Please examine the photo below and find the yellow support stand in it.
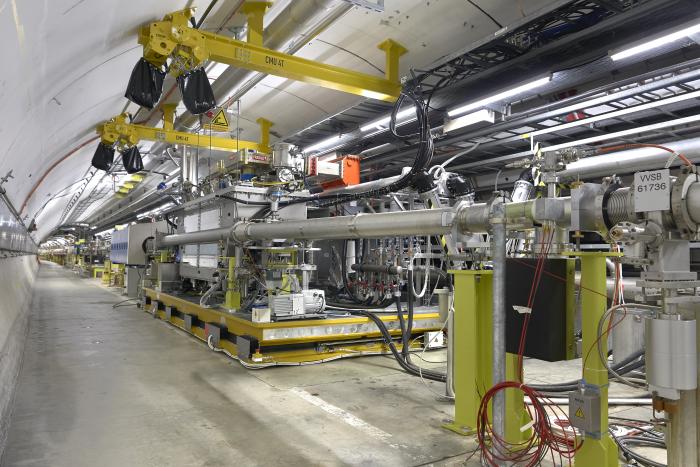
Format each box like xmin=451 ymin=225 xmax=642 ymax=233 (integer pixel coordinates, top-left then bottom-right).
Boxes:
xmin=241 ymin=2 xmax=271 ymax=47
xmin=224 ymin=257 xmax=241 ymax=310
xmin=444 ymin=270 xmax=529 ymax=443
xmin=102 ymin=260 xmax=112 ymax=285
xmin=564 ymin=251 xmax=621 ymax=467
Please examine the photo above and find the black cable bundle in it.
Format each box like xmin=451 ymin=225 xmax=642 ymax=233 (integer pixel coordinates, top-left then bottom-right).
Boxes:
xmin=276 ymin=84 xmax=435 ymax=211
xmin=345 ymin=270 xmax=447 ymax=382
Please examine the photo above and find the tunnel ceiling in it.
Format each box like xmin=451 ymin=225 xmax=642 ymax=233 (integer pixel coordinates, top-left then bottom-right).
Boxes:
xmin=0 ymin=0 xmax=628 ymax=242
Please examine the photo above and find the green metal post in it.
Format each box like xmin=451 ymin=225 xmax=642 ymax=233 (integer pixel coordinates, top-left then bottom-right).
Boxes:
xmin=445 ymin=270 xmax=529 ymax=442
xmin=569 ymin=251 xmax=621 ymax=466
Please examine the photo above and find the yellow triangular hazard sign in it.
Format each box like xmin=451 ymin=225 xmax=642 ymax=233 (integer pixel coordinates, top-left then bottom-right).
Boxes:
xmin=209 ymin=109 xmax=229 ymax=130
xmin=575 ymin=407 xmax=584 ymax=419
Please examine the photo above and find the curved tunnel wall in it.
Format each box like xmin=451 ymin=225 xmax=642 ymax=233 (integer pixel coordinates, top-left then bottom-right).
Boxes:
xmin=0 ymin=198 xmax=38 ymax=458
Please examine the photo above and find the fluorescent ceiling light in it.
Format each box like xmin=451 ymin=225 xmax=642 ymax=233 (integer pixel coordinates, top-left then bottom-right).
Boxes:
xmin=447 ymin=76 xmax=552 ymax=117
xmin=360 ymin=143 xmax=393 ymax=155
xmin=444 ymin=109 xmax=496 ymax=133
xmin=540 ymin=113 xmax=700 ymax=153
xmin=611 ymin=21 xmax=700 ymax=61
xmin=528 ymin=88 xmax=700 ymax=139
xmin=360 ymin=107 xmax=416 ymax=132
xmin=304 ymin=135 xmax=345 ymax=153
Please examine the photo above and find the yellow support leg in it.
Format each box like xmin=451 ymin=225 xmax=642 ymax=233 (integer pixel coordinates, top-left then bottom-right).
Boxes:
xmin=565 ymin=251 xmax=622 ymax=467
xmin=445 ymin=270 xmax=529 ymax=443
xmin=241 ymin=2 xmax=271 ymax=47
xmin=378 ymin=39 xmax=408 ymax=83
xmin=256 ymin=117 xmax=273 ymax=154
xmin=224 ymin=257 xmax=240 ymax=310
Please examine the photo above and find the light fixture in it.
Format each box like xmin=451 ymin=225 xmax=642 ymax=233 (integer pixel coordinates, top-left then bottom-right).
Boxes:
xmin=303 ymin=135 xmax=346 ymax=154
xmin=360 ymin=107 xmax=416 ymax=132
xmin=447 ymin=76 xmax=552 ymax=117
xmin=610 ymin=20 xmax=700 ymax=61
xmin=360 ymin=143 xmax=393 ymax=155
xmin=528 ymin=88 xmax=700 ymax=139
xmin=443 ymin=109 xmax=496 ymax=133
xmin=540 ymin=113 xmax=700 ymax=153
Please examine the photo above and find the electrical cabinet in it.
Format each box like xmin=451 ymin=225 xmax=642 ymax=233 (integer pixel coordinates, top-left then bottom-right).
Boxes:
xmin=110 ymin=221 xmax=167 ymax=265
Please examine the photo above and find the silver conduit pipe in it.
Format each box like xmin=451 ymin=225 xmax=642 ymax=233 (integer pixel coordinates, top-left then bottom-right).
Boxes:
xmin=472 ymin=136 xmax=700 ymax=190
xmin=490 ymin=200 xmax=507 ymax=444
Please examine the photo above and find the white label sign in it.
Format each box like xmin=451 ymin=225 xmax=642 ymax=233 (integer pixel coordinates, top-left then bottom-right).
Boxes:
xmin=634 ymin=169 xmax=670 ymax=213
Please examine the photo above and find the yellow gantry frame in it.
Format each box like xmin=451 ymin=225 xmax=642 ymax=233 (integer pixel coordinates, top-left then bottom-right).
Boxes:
xmin=97 ymin=109 xmax=271 ymax=154
xmin=137 ymin=6 xmax=406 ymax=102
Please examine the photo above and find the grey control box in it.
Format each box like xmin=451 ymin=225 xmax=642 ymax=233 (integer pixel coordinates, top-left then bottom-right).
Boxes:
xmin=569 ymin=386 xmax=602 ymax=438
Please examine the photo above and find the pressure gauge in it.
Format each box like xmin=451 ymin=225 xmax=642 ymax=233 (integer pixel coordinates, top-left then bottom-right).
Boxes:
xmin=278 ymin=168 xmax=295 ymax=183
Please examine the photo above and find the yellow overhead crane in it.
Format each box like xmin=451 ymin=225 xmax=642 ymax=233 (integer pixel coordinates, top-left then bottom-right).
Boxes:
xmin=97 ymin=105 xmax=272 ymax=154
xmin=137 ymin=4 xmax=406 ymax=102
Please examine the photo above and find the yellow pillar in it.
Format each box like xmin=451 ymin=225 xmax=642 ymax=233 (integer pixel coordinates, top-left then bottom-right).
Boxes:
xmin=224 ymin=257 xmax=240 ymax=309
xmin=565 ymin=251 xmax=621 ymax=466
xmin=256 ymin=117 xmax=273 ymax=153
xmin=377 ymin=39 xmax=407 ymax=83
xmin=241 ymin=2 xmax=271 ymax=47
xmin=162 ymin=104 xmax=177 ymax=131
xmin=444 ymin=270 xmax=529 ymax=443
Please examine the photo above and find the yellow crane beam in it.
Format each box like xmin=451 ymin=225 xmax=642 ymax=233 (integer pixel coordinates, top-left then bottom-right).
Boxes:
xmin=96 ymin=111 xmax=270 ymax=154
xmin=138 ymin=6 xmax=406 ymax=102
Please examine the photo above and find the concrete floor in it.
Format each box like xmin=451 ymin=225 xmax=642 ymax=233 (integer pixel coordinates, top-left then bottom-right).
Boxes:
xmin=3 ymin=262 xmax=665 ymax=466
xmin=3 ymin=263 xmax=472 ymax=467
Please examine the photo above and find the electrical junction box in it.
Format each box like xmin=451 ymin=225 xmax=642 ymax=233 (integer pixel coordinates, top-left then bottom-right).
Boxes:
xmin=424 ymin=331 xmax=445 ymax=349
xmin=110 ymin=221 xmax=167 ymax=265
xmin=569 ymin=386 xmax=602 ymax=438
xmin=252 ymin=307 xmax=271 ymax=323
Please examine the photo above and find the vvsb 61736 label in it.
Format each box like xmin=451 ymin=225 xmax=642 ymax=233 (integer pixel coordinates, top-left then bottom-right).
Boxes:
xmin=633 ymin=169 xmax=670 ymax=213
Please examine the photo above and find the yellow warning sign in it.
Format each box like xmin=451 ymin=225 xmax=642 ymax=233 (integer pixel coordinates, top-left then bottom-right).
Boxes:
xmin=207 ymin=109 xmax=230 ymax=132
xmin=575 ymin=408 xmax=584 ymax=419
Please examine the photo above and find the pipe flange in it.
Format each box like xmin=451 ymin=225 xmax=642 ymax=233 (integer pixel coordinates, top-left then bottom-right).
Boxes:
xmin=671 ymin=169 xmax=700 ymax=239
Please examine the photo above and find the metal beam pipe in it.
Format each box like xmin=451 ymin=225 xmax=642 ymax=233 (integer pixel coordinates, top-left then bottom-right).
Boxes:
xmin=159 ymin=207 xmax=456 ymax=246
xmin=157 ymin=195 xmax=578 ymax=246
xmin=233 ymin=208 xmax=455 ymax=241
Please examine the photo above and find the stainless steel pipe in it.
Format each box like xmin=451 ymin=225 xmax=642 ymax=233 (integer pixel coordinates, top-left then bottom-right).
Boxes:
xmin=158 ymin=207 xmax=456 ymax=246
xmin=490 ymin=200 xmax=507 ymax=445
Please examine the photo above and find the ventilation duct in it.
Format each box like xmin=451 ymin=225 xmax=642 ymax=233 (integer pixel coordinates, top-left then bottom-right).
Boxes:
xmin=177 ymin=67 xmax=216 ymax=115
xmin=125 ymin=58 xmax=166 ymax=109
xmin=122 ymin=146 xmax=144 ymax=174
xmin=91 ymin=142 xmax=115 ymax=171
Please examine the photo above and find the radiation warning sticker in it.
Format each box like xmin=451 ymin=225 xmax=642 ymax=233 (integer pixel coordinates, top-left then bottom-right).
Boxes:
xmin=204 ymin=108 xmax=230 ymax=132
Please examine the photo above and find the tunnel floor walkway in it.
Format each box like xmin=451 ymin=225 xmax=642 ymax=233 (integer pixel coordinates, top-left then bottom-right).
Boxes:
xmin=3 ymin=262 xmax=468 ymax=467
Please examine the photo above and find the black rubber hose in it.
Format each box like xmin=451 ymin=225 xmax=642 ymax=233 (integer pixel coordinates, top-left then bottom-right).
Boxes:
xmin=529 ymin=349 xmax=646 ymax=392
xmin=164 ymin=212 xmax=177 ymax=230
xmin=352 ymin=308 xmax=446 ymax=382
